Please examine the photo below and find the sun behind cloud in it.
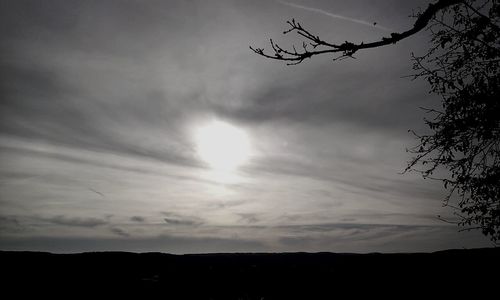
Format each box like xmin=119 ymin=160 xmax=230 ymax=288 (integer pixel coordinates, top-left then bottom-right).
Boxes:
xmin=194 ymin=120 xmax=251 ymax=172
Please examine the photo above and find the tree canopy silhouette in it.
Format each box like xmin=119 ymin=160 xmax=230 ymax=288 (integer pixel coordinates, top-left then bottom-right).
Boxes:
xmin=252 ymin=0 xmax=500 ymax=242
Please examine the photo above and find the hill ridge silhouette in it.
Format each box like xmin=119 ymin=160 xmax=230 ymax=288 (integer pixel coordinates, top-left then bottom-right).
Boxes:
xmin=2 ymin=247 xmax=498 ymax=298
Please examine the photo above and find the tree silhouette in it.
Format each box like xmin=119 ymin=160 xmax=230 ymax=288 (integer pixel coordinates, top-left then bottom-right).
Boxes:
xmin=252 ymin=0 xmax=500 ymax=242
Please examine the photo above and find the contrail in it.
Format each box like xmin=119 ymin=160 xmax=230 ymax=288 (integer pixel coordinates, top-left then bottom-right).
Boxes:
xmin=276 ymin=0 xmax=394 ymax=32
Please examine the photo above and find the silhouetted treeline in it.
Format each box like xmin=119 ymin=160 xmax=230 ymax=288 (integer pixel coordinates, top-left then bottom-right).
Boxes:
xmin=1 ymin=248 xmax=498 ymax=299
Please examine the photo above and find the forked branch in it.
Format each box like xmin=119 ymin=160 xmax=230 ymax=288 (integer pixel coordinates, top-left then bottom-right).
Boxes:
xmin=250 ymin=0 xmax=465 ymax=65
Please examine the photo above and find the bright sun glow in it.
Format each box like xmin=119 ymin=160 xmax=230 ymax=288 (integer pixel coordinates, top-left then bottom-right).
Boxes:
xmin=195 ymin=121 xmax=250 ymax=172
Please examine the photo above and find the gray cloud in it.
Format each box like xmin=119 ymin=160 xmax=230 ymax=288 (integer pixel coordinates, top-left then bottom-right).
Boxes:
xmin=109 ymin=227 xmax=130 ymax=237
xmin=164 ymin=218 xmax=202 ymax=226
xmin=0 ymin=0 xmax=216 ymax=170
xmin=0 ymin=235 xmax=269 ymax=254
xmin=0 ymin=223 xmax=489 ymax=254
xmin=275 ymin=223 xmax=490 ymax=253
xmin=0 ymin=215 xmax=25 ymax=233
xmin=216 ymin=68 xmax=436 ymax=133
xmin=237 ymin=213 xmax=260 ymax=224
xmin=162 ymin=212 xmax=204 ymax=227
xmin=279 ymin=222 xmax=432 ymax=236
xmin=0 ymin=0 xmax=490 ymax=253
xmin=44 ymin=215 xmax=108 ymax=228
xmin=130 ymin=216 xmax=145 ymax=223
xmin=0 ymin=62 xmax=199 ymax=169
xmin=0 ymin=143 xmax=208 ymax=184
xmin=339 ymin=212 xmax=440 ymax=223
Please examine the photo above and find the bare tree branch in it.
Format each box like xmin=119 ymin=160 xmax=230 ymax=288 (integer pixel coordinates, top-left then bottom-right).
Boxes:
xmin=251 ymin=0 xmax=465 ymax=65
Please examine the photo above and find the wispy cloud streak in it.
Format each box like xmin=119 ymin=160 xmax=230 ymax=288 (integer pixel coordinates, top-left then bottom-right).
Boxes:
xmin=277 ymin=0 xmax=394 ymax=32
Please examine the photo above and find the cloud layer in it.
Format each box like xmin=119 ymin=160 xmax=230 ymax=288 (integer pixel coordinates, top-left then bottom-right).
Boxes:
xmin=0 ymin=0 xmax=490 ymax=253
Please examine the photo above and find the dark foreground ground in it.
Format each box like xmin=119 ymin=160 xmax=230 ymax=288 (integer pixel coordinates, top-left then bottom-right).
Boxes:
xmin=1 ymin=248 xmax=499 ymax=299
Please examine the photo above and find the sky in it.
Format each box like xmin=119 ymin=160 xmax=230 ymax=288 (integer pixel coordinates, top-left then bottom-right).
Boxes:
xmin=0 ymin=0 xmax=492 ymax=253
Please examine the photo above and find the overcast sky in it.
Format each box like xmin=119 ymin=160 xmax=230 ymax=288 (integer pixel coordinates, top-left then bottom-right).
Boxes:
xmin=0 ymin=0 xmax=491 ymax=253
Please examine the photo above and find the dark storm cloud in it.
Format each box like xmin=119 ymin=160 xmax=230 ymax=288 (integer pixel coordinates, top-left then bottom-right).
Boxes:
xmin=44 ymin=215 xmax=108 ymax=228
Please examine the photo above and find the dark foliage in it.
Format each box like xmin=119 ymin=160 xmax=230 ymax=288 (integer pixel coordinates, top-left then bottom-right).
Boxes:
xmin=405 ymin=0 xmax=500 ymax=242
